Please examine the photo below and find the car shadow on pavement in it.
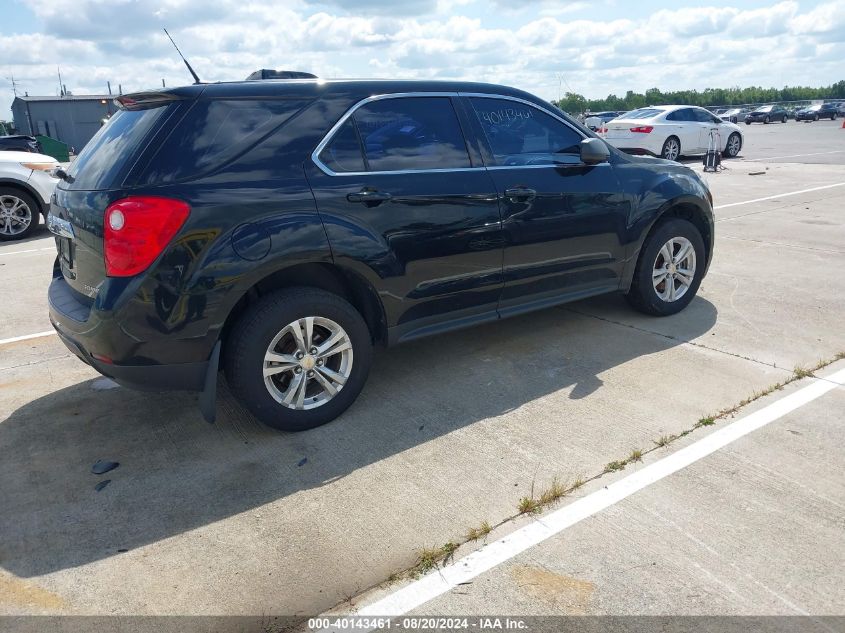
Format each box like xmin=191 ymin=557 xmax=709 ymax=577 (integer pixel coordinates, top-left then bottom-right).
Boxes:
xmin=0 ymin=294 xmax=717 ymax=578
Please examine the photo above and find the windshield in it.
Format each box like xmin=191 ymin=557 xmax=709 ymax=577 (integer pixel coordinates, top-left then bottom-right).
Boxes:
xmin=754 ymin=106 xmax=773 ymax=113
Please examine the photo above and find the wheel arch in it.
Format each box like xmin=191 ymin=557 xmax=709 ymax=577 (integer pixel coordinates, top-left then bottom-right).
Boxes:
xmin=0 ymin=178 xmax=45 ymax=216
xmin=218 ymin=261 xmax=387 ymax=364
xmin=623 ymin=197 xmax=714 ymax=291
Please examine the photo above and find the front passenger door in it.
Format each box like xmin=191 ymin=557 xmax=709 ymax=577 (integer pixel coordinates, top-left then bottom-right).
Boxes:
xmin=465 ymin=96 xmax=630 ymax=316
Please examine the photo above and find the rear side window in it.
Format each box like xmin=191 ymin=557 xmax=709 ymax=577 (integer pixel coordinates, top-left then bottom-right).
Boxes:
xmin=626 ymin=108 xmax=664 ymax=119
xmin=352 ymin=97 xmax=470 ymax=172
xmin=66 ymin=106 xmax=169 ymax=190
xmin=142 ymin=99 xmax=308 ymax=183
xmin=470 ymin=97 xmax=582 ymax=166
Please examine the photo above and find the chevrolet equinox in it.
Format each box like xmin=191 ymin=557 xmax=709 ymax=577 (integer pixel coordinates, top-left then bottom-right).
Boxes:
xmin=48 ymin=79 xmax=714 ymax=431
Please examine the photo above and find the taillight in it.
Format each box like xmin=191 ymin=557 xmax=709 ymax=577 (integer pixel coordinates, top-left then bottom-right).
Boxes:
xmin=598 ymin=126 xmax=608 ymax=134
xmin=104 ymin=196 xmax=190 ymax=277
xmin=630 ymin=126 xmax=654 ymax=133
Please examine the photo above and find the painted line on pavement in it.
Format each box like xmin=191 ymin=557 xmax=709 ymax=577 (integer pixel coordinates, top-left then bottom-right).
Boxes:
xmin=343 ymin=367 xmax=845 ymax=623
xmin=0 ymin=246 xmax=55 ymax=257
xmin=714 ymin=182 xmax=845 ymax=209
xmin=751 ymin=150 xmax=845 ymax=161
xmin=0 ymin=331 xmax=56 ymax=346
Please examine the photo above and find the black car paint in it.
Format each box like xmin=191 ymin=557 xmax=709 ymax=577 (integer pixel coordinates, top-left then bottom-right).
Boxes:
xmin=0 ymin=135 xmax=43 ymax=153
xmin=794 ymin=103 xmax=838 ymax=121
xmin=745 ymin=105 xmax=788 ymax=123
xmin=48 ymin=79 xmax=714 ymax=397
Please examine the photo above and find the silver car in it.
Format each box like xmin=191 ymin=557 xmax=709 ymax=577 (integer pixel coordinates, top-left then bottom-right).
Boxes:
xmin=719 ymin=108 xmax=750 ymax=124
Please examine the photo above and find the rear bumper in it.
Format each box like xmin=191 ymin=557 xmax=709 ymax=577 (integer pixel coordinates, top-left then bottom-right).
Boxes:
xmin=49 ymin=274 xmax=208 ymax=392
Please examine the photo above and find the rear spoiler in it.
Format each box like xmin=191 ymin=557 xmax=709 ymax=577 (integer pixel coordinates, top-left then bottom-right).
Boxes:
xmin=115 ymin=92 xmax=186 ymax=111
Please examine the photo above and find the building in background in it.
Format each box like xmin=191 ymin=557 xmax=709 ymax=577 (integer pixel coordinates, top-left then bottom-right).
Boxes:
xmin=11 ymin=95 xmax=115 ymax=151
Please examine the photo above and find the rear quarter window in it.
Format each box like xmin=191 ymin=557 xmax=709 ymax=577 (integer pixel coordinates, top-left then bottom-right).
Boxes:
xmin=141 ymin=99 xmax=310 ymax=184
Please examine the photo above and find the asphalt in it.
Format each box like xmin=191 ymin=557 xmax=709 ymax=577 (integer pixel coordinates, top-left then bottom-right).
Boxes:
xmin=0 ymin=118 xmax=843 ymax=625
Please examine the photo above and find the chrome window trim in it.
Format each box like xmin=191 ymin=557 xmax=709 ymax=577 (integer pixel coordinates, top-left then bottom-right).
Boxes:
xmin=310 ymin=90 xmax=590 ymax=177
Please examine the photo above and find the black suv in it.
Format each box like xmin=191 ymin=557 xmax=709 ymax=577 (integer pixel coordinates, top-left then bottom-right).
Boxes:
xmin=48 ymin=79 xmax=714 ymax=431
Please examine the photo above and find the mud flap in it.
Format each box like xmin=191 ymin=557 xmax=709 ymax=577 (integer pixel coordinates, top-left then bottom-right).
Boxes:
xmin=199 ymin=341 xmax=221 ymax=424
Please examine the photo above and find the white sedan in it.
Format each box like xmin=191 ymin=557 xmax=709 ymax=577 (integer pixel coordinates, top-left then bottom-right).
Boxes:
xmin=0 ymin=151 xmax=60 ymax=240
xmin=599 ymin=105 xmax=744 ymax=161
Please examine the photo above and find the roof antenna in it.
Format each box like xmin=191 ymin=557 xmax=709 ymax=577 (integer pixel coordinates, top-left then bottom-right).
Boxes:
xmin=163 ymin=28 xmax=201 ymax=84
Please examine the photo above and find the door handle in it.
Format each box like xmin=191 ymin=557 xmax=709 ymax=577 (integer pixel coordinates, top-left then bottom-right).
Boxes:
xmin=504 ymin=187 xmax=537 ymax=202
xmin=347 ymin=190 xmax=392 ymax=205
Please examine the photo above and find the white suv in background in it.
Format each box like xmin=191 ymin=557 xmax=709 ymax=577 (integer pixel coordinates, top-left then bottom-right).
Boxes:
xmin=0 ymin=150 xmax=59 ymax=241
xmin=600 ymin=105 xmax=744 ymax=161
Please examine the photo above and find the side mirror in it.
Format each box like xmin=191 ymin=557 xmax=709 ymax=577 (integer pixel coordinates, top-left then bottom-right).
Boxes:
xmin=580 ymin=138 xmax=610 ymax=165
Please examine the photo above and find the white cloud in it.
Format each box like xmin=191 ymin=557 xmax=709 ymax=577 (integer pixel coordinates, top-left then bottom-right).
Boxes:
xmin=2 ymin=1 xmax=844 ymax=121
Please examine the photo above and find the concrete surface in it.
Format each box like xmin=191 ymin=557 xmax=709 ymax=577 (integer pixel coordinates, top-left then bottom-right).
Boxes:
xmin=0 ymin=118 xmax=843 ymax=620
xmin=399 ymin=374 xmax=845 ymax=616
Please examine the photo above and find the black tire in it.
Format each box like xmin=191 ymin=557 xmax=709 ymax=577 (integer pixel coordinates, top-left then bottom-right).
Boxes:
xmin=764 ymin=116 xmax=770 ymax=124
xmin=224 ymin=287 xmax=373 ymax=431
xmin=746 ymin=120 xmax=752 ymax=125
xmin=814 ymin=114 xmax=819 ymax=122
xmin=781 ymin=115 xmax=787 ymax=123
xmin=832 ymin=113 xmax=837 ymax=121
xmin=724 ymin=132 xmax=742 ymax=158
xmin=625 ymin=218 xmax=706 ymax=317
xmin=660 ymin=136 xmax=681 ymax=161
xmin=0 ymin=187 xmax=40 ymax=241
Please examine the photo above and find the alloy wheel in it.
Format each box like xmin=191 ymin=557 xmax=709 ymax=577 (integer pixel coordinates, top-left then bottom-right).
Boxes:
xmin=727 ymin=134 xmax=741 ymax=157
xmin=663 ymin=138 xmax=680 ymax=161
xmin=0 ymin=195 xmax=33 ymax=237
xmin=652 ymin=237 xmax=697 ymax=303
xmin=262 ymin=316 xmax=353 ymax=410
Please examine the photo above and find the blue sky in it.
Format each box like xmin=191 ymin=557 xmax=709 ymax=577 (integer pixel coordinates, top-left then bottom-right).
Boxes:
xmin=2 ymin=0 xmax=844 ymax=120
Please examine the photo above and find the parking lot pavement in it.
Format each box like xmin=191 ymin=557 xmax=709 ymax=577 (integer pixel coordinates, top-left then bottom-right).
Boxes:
xmin=388 ymin=365 xmax=845 ymax=617
xmin=734 ymin=118 xmax=845 ymax=164
xmin=1 ymin=131 xmax=844 ymax=619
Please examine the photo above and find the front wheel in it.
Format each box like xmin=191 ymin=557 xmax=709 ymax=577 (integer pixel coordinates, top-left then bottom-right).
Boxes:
xmin=660 ymin=136 xmax=681 ymax=161
xmin=625 ymin=218 xmax=705 ymax=316
xmin=814 ymin=114 xmax=819 ymax=121
xmin=764 ymin=116 xmax=771 ymax=124
xmin=0 ymin=188 xmax=40 ymax=241
xmin=224 ymin=287 xmax=373 ymax=431
xmin=781 ymin=116 xmax=787 ymax=123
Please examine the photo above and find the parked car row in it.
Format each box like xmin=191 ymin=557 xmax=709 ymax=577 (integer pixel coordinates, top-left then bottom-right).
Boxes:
xmin=794 ymin=103 xmax=839 ymax=121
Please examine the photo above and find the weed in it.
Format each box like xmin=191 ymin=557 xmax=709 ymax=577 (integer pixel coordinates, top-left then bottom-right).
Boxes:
xmin=465 ymin=521 xmax=492 ymax=541
xmin=604 ymin=460 xmax=626 ymax=473
xmin=793 ymin=365 xmax=813 ymax=379
xmin=539 ymin=477 xmax=568 ymax=505
xmin=629 ymin=448 xmax=643 ymax=463
xmin=697 ymin=416 xmax=715 ymax=427
xmin=653 ymin=434 xmax=676 ymax=447
xmin=518 ymin=496 xmax=540 ymax=514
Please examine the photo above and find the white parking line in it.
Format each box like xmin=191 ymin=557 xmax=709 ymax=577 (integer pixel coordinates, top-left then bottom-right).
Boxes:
xmin=344 ymin=367 xmax=845 ymax=623
xmin=752 ymin=150 xmax=845 ymax=161
xmin=0 ymin=246 xmax=54 ymax=257
xmin=0 ymin=331 xmax=56 ymax=346
xmin=714 ymin=182 xmax=845 ymax=209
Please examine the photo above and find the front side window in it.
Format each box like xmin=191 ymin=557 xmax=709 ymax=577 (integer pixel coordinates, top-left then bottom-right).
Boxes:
xmin=470 ymin=97 xmax=583 ymax=166
xmin=351 ymin=97 xmax=470 ymax=172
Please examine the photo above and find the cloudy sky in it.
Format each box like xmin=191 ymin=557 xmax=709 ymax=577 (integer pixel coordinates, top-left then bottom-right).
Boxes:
xmin=2 ymin=0 xmax=843 ymax=119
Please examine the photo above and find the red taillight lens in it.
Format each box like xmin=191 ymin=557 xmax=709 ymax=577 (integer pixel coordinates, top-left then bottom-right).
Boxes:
xmin=598 ymin=126 xmax=608 ymax=134
xmin=630 ymin=126 xmax=654 ymax=133
xmin=104 ymin=196 xmax=190 ymax=277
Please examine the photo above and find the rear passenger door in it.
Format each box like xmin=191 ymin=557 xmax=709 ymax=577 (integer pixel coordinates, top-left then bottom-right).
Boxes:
xmin=307 ymin=95 xmax=505 ymax=343
xmin=463 ymin=95 xmax=629 ymax=315
xmin=665 ymin=108 xmax=701 ymax=153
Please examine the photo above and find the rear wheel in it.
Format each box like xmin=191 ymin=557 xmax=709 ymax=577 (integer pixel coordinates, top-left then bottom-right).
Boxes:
xmin=781 ymin=115 xmax=787 ymax=123
xmin=660 ymin=136 xmax=681 ymax=161
xmin=0 ymin=188 xmax=39 ymax=241
xmin=814 ymin=114 xmax=819 ymax=122
xmin=724 ymin=132 xmax=742 ymax=158
xmin=625 ymin=218 xmax=705 ymax=316
xmin=224 ymin=287 xmax=373 ymax=431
